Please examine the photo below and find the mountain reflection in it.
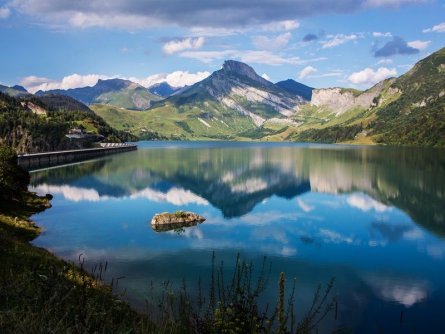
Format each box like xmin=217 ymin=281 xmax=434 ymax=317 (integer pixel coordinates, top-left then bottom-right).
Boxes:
xmin=30 ymin=142 xmax=445 ymax=236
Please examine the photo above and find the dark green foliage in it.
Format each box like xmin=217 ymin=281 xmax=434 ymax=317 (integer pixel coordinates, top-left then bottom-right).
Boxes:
xmin=175 ymin=120 xmax=193 ymax=133
xmin=146 ymin=253 xmax=338 ymax=333
xmin=370 ymin=47 xmax=445 ymax=146
xmin=0 ymin=92 xmax=137 ymax=153
xmin=0 ymin=145 xmax=29 ymax=203
xmin=295 ymin=124 xmax=363 ymax=143
xmin=32 ymin=94 xmax=92 ymax=113
xmin=239 ymin=126 xmax=289 ymax=139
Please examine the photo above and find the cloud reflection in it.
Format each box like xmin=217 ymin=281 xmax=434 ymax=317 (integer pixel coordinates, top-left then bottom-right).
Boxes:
xmin=347 ymin=193 xmax=390 ymax=212
xmin=31 ymin=184 xmax=209 ymax=206
xmin=363 ymin=274 xmax=428 ymax=307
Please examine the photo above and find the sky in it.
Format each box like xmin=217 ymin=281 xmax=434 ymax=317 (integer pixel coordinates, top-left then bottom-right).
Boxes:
xmin=0 ymin=0 xmax=444 ymax=93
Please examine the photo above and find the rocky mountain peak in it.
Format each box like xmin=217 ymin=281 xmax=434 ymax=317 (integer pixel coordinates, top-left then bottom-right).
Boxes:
xmin=221 ymin=60 xmax=270 ymax=85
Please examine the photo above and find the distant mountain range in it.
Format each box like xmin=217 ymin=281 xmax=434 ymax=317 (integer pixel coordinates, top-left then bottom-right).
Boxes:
xmin=1 ymin=46 xmax=444 ymax=146
xmin=0 ymin=84 xmax=30 ymax=97
xmin=37 ymin=78 xmax=162 ymax=110
xmin=148 ymin=82 xmax=180 ymax=97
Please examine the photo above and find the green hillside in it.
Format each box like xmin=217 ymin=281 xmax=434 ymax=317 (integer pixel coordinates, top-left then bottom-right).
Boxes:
xmin=0 ymin=93 xmax=137 ymax=153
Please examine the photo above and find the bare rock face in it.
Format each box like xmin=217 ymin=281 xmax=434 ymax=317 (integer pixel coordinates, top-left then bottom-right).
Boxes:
xmin=311 ymin=80 xmax=392 ymax=115
xmin=151 ymin=211 xmax=206 ymax=232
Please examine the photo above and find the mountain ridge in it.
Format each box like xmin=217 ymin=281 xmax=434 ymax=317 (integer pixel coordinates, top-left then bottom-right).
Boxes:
xmin=37 ymin=78 xmax=162 ymax=110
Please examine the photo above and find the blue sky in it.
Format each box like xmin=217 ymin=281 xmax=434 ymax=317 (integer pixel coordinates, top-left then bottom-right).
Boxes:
xmin=0 ymin=0 xmax=444 ymax=92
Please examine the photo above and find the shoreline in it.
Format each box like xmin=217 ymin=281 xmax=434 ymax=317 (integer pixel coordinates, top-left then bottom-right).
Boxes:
xmin=0 ymin=191 xmax=150 ymax=332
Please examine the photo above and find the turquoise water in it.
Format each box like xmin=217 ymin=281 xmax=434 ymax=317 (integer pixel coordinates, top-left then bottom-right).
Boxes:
xmin=30 ymin=141 xmax=445 ymax=332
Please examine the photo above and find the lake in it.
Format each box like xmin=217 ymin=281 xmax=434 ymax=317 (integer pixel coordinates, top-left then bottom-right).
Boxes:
xmin=30 ymin=141 xmax=445 ymax=333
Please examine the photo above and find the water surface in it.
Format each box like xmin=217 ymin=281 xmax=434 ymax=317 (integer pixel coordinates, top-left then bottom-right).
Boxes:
xmin=30 ymin=141 xmax=445 ymax=333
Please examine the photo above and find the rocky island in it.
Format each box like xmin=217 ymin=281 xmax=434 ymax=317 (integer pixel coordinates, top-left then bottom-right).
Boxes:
xmin=151 ymin=211 xmax=206 ymax=232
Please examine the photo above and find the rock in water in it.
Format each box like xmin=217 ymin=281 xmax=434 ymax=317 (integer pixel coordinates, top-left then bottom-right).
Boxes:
xmin=151 ymin=211 xmax=206 ymax=232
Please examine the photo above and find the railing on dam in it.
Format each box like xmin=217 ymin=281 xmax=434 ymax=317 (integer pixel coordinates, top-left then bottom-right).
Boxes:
xmin=18 ymin=143 xmax=137 ymax=170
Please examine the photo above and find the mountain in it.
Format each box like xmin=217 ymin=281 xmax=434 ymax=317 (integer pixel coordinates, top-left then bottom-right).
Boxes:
xmin=94 ymin=60 xmax=305 ymax=140
xmin=0 ymin=84 xmax=30 ymax=97
xmin=148 ymin=82 xmax=180 ymax=97
xmin=37 ymin=78 xmax=162 ymax=110
xmin=276 ymin=79 xmax=313 ymax=101
xmin=93 ymin=48 xmax=445 ymax=146
xmin=292 ymin=47 xmax=445 ymax=146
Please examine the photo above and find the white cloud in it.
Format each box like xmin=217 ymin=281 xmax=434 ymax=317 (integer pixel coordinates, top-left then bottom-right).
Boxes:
xmin=162 ymin=37 xmax=205 ymax=55
xmin=262 ymin=20 xmax=300 ymax=31
xmin=348 ymin=67 xmax=397 ymax=86
xmin=372 ymin=31 xmax=392 ymax=37
xmin=377 ymin=58 xmax=393 ymax=65
xmin=0 ymin=7 xmax=11 ymax=19
xmin=252 ymin=32 xmax=292 ymax=50
xmin=261 ymin=73 xmax=271 ymax=81
xmin=22 ymin=70 xmax=210 ymax=93
xmin=346 ymin=193 xmax=391 ymax=212
xmin=129 ymin=70 xmax=210 ymax=88
xmin=407 ymin=40 xmax=431 ymax=50
xmin=321 ymin=33 xmax=363 ymax=49
xmin=21 ymin=74 xmax=109 ymax=93
xmin=423 ymin=22 xmax=445 ymax=33
xmin=298 ymin=65 xmax=317 ymax=79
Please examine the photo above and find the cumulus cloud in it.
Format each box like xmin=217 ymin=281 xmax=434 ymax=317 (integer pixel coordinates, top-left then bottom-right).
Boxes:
xmin=21 ymin=70 xmax=210 ymax=93
xmin=372 ymin=31 xmax=392 ymax=37
xmin=321 ymin=33 xmax=363 ymax=48
xmin=423 ymin=22 xmax=445 ymax=33
xmin=407 ymin=40 xmax=431 ymax=50
xmin=21 ymin=74 xmax=109 ymax=93
xmin=129 ymin=71 xmax=210 ymax=88
xmin=252 ymin=32 xmax=292 ymax=50
xmin=0 ymin=6 xmax=11 ymax=18
xmin=10 ymin=0 xmax=423 ymax=30
xmin=302 ymin=33 xmax=318 ymax=42
xmin=162 ymin=37 xmax=205 ymax=55
xmin=348 ymin=67 xmax=397 ymax=85
xmin=374 ymin=36 xmax=419 ymax=57
xmin=298 ymin=66 xmax=317 ymax=79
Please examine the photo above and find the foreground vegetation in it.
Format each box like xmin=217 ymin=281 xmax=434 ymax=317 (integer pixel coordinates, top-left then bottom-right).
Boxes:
xmin=0 ymin=144 xmax=340 ymax=333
